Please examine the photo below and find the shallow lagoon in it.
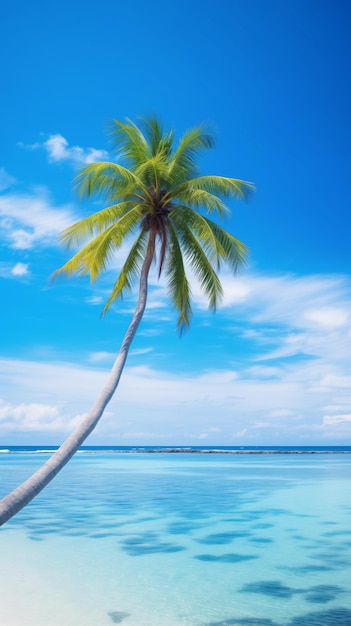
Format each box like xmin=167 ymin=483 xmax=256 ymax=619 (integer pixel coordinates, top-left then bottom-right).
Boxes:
xmin=1 ymin=452 xmax=351 ymax=625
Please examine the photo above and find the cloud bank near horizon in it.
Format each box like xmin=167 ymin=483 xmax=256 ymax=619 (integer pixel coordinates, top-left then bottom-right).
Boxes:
xmin=0 ymin=266 xmax=350 ymax=444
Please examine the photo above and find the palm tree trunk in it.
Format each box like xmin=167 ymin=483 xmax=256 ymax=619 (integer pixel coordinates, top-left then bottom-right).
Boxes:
xmin=0 ymin=235 xmax=156 ymax=526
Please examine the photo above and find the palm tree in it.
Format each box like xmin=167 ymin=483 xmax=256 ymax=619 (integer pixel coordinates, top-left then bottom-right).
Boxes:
xmin=0 ymin=117 xmax=253 ymax=525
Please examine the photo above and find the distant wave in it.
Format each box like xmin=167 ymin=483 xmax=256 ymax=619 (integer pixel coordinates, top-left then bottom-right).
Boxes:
xmin=0 ymin=449 xmax=10 ymax=453
xmin=34 ymin=449 xmax=57 ymax=454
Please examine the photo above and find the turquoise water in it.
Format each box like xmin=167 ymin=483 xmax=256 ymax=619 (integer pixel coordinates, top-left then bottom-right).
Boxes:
xmin=1 ymin=451 xmax=351 ymax=625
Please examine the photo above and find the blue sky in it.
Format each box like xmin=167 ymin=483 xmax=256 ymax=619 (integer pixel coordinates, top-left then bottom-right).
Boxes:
xmin=0 ymin=0 xmax=350 ymax=445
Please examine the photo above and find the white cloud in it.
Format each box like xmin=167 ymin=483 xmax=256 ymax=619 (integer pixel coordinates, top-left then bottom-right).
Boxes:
xmin=323 ymin=414 xmax=351 ymax=425
xmin=304 ymin=307 xmax=349 ymax=328
xmin=233 ymin=429 xmax=247 ymax=438
xmin=94 ymin=271 xmax=351 ymax=366
xmin=129 ymin=347 xmax=153 ymax=356
xmin=323 ymin=404 xmax=350 ymax=412
xmin=11 ymin=262 xmax=29 ymax=277
xmin=20 ymin=134 xmax=108 ymax=165
xmin=137 ymin=327 xmax=164 ymax=337
xmin=319 ymin=374 xmax=351 ymax=389
xmin=192 ymin=275 xmax=251 ymax=308
xmin=213 ymin=273 xmax=350 ymax=370
xmin=119 ymin=431 xmax=166 ymax=440
xmin=216 ymin=273 xmax=344 ymax=320
xmin=0 ymin=270 xmax=350 ymax=444
xmin=0 ymin=167 xmax=16 ymax=191
xmin=0 ymin=262 xmax=30 ymax=279
xmin=85 ymin=296 xmax=103 ymax=305
xmin=0 ymin=351 xmax=348 ymax=444
xmin=0 ymin=401 xmax=81 ymax=433
xmin=0 ymin=188 xmax=78 ymax=249
xmin=88 ymin=352 xmax=114 ymax=363
xmin=44 ymin=134 xmax=108 ymax=164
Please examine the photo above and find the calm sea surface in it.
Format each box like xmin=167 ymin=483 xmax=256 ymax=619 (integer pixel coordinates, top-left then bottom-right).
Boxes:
xmin=0 ymin=447 xmax=351 ymax=626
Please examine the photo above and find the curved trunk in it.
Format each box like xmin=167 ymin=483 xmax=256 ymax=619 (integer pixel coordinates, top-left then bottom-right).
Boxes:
xmin=0 ymin=236 xmax=155 ymax=526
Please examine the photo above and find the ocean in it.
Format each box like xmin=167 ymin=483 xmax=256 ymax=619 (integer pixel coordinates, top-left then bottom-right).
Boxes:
xmin=0 ymin=446 xmax=351 ymax=625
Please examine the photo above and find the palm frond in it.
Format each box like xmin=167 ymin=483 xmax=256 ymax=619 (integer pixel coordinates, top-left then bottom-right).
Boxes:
xmin=172 ymin=219 xmax=223 ymax=310
xmin=54 ymin=205 xmax=143 ymax=282
xmin=165 ymin=223 xmax=192 ymax=329
xmin=168 ymin=126 xmax=214 ymax=183
xmin=134 ymin=152 xmax=171 ymax=190
xmin=85 ymin=205 xmax=144 ymax=280
xmin=176 ymin=175 xmax=255 ymax=201
xmin=60 ymin=201 xmax=135 ymax=249
xmin=76 ymin=162 xmax=149 ymax=201
xmin=171 ymin=205 xmax=225 ymax=267
xmin=172 ymin=188 xmax=229 ymax=217
xmin=110 ymin=118 xmax=150 ymax=166
xmin=53 ymin=237 xmax=102 ymax=280
xmin=139 ymin=117 xmax=175 ymax=160
xmin=102 ymin=230 xmax=148 ymax=313
xmin=202 ymin=217 xmax=248 ymax=272
xmin=144 ymin=117 xmax=163 ymax=155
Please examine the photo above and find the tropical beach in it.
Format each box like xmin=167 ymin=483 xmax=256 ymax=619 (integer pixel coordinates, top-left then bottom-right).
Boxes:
xmin=1 ymin=1 xmax=350 ymax=625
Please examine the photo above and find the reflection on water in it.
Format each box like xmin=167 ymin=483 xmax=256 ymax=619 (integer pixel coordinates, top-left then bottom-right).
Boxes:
xmin=0 ymin=453 xmax=351 ymax=626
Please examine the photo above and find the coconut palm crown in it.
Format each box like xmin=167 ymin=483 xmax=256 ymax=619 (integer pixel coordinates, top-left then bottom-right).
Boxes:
xmin=56 ymin=117 xmax=253 ymax=327
xmin=0 ymin=117 xmax=253 ymax=526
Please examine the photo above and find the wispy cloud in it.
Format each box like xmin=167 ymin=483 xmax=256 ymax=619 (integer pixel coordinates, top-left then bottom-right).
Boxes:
xmin=19 ymin=134 xmax=108 ymax=165
xmin=304 ymin=307 xmax=349 ymax=328
xmin=323 ymin=414 xmax=351 ymax=425
xmin=85 ymin=296 xmax=103 ymax=305
xmin=217 ymin=272 xmax=351 ymax=363
xmin=0 ymin=167 xmax=16 ymax=192
xmin=88 ymin=352 xmax=115 ymax=363
xmin=0 ymin=187 xmax=78 ymax=249
xmin=129 ymin=347 xmax=153 ymax=357
xmin=0 ymin=271 xmax=350 ymax=443
xmin=0 ymin=345 xmax=350 ymax=443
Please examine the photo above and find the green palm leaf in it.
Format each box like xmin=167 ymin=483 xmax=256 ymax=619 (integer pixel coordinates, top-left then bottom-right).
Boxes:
xmin=172 ymin=188 xmax=229 ymax=217
xmin=84 ymin=206 xmax=144 ymax=281
xmin=168 ymin=126 xmax=213 ymax=184
xmin=165 ymin=223 xmax=192 ymax=329
xmin=60 ymin=201 xmax=135 ymax=249
xmin=172 ymin=218 xmax=223 ymax=311
xmin=102 ymin=230 xmax=148 ymax=313
xmin=55 ymin=204 xmax=143 ymax=281
xmin=176 ymin=175 xmax=255 ymax=201
xmin=110 ymin=118 xmax=150 ymax=166
xmin=143 ymin=117 xmax=175 ymax=158
xmin=76 ymin=162 xmax=149 ymax=201
xmin=135 ymin=152 xmax=170 ymax=191
xmin=171 ymin=205 xmax=225 ymax=267
xmin=202 ymin=217 xmax=248 ymax=272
